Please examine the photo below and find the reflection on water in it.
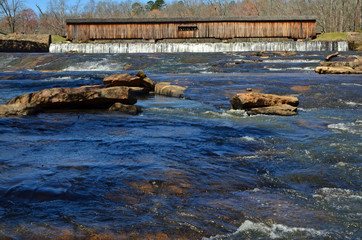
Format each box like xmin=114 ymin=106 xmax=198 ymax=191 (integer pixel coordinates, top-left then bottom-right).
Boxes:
xmin=0 ymin=52 xmax=361 ymax=239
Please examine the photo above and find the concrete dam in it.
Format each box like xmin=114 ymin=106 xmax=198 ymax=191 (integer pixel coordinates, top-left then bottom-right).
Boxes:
xmin=50 ymin=41 xmax=349 ymax=53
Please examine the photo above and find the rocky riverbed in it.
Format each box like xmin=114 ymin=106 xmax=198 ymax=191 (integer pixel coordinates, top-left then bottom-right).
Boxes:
xmin=1 ymin=70 xmax=299 ymax=117
xmin=0 ymin=51 xmax=360 ymax=239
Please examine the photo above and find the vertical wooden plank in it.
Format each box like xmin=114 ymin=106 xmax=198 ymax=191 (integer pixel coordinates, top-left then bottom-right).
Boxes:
xmin=66 ymin=18 xmax=316 ymax=41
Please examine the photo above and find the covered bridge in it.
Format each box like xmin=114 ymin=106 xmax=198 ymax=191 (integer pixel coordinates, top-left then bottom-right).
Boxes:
xmin=66 ymin=16 xmax=316 ymax=42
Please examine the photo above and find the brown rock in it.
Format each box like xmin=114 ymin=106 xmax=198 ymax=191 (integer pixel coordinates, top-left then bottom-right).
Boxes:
xmin=109 ymin=102 xmax=142 ymax=115
xmin=123 ymin=63 xmax=132 ymax=70
xmin=315 ymin=66 xmax=361 ymax=74
xmin=155 ymin=82 xmax=187 ymax=98
xmin=141 ymin=77 xmax=155 ymax=91
xmin=326 ymin=52 xmax=339 ymax=61
xmin=319 ymin=62 xmax=350 ymax=67
xmin=135 ymin=71 xmax=155 ymax=91
xmin=230 ymin=92 xmax=299 ymax=110
xmin=103 ymin=71 xmax=155 ymax=92
xmin=1 ymin=85 xmax=136 ymax=117
xmin=247 ymin=104 xmax=298 ymax=116
xmin=103 ymin=73 xmax=141 ymax=87
xmin=316 ymin=56 xmax=362 ymax=74
xmin=0 ymin=103 xmax=39 ymax=117
xmin=135 ymin=70 xmax=147 ymax=79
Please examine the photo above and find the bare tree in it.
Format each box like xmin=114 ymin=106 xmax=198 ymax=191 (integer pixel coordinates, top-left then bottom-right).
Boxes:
xmin=83 ymin=0 xmax=96 ymax=17
xmin=0 ymin=0 xmax=23 ymax=33
xmin=19 ymin=8 xmax=38 ymax=33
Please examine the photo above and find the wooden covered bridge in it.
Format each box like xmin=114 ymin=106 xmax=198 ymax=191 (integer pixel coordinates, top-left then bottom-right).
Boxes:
xmin=66 ymin=16 xmax=316 ymax=42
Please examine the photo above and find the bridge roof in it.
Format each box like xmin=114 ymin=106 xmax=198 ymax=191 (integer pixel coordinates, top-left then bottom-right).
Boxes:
xmin=66 ymin=16 xmax=316 ymax=24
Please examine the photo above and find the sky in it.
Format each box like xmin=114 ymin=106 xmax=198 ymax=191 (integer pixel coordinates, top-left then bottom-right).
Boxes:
xmin=23 ymin=0 xmax=48 ymax=13
xmin=24 ymin=0 xmax=153 ymax=13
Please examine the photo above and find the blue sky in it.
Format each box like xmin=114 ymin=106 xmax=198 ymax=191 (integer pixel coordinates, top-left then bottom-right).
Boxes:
xmin=24 ymin=0 xmax=48 ymax=12
xmin=23 ymin=0 xmax=147 ymax=14
xmin=24 ymin=0 xmax=97 ymax=13
xmin=24 ymin=0 xmax=157 ymax=13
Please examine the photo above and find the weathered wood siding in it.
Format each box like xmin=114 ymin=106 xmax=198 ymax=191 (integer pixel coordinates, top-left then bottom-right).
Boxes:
xmin=66 ymin=18 xmax=316 ymax=41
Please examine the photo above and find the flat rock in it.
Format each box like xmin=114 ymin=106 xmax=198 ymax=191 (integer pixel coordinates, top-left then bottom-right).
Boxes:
xmin=315 ymin=66 xmax=362 ymax=74
xmin=1 ymin=85 xmax=136 ymax=117
xmin=155 ymin=82 xmax=187 ymax=98
xmin=247 ymin=104 xmax=298 ymax=116
xmin=103 ymin=73 xmax=142 ymax=87
xmin=230 ymin=92 xmax=299 ymax=110
xmin=0 ymin=103 xmax=39 ymax=117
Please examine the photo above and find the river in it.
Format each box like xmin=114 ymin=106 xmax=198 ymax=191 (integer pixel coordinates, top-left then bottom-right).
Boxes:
xmin=0 ymin=52 xmax=361 ymax=239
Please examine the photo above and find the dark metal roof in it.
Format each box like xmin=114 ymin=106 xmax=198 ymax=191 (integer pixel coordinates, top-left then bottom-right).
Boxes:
xmin=66 ymin=16 xmax=316 ymax=24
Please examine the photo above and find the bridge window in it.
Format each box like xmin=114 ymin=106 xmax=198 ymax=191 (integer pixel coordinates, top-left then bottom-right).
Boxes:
xmin=178 ymin=25 xmax=198 ymax=31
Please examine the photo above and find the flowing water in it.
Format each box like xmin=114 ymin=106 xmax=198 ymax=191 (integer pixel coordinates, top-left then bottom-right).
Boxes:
xmin=49 ymin=41 xmax=349 ymax=53
xmin=0 ymin=52 xmax=361 ymax=239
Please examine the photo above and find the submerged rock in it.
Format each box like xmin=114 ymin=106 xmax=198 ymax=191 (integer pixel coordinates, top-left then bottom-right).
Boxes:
xmin=129 ymin=87 xmax=150 ymax=96
xmin=155 ymin=82 xmax=187 ymax=98
xmin=109 ymin=102 xmax=142 ymax=115
xmin=1 ymin=85 xmax=136 ymax=117
xmin=291 ymin=85 xmax=311 ymax=93
xmin=230 ymin=92 xmax=299 ymax=116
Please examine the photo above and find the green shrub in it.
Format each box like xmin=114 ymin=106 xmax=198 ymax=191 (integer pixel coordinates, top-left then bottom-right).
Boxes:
xmin=313 ymin=32 xmax=347 ymax=41
xmin=51 ymin=35 xmax=67 ymax=43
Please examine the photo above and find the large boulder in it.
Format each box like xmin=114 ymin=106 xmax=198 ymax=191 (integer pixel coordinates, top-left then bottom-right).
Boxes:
xmin=230 ymin=92 xmax=299 ymax=116
xmin=230 ymin=92 xmax=299 ymax=109
xmin=1 ymin=85 xmax=137 ymax=117
xmin=155 ymin=82 xmax=187 ymax=98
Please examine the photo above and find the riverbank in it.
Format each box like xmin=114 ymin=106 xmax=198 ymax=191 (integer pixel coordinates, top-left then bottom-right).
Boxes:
xmin=0 ymin=34 xmax=51 ymax=52
xmin=314 ymin=32 xmax=362 ymax=51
